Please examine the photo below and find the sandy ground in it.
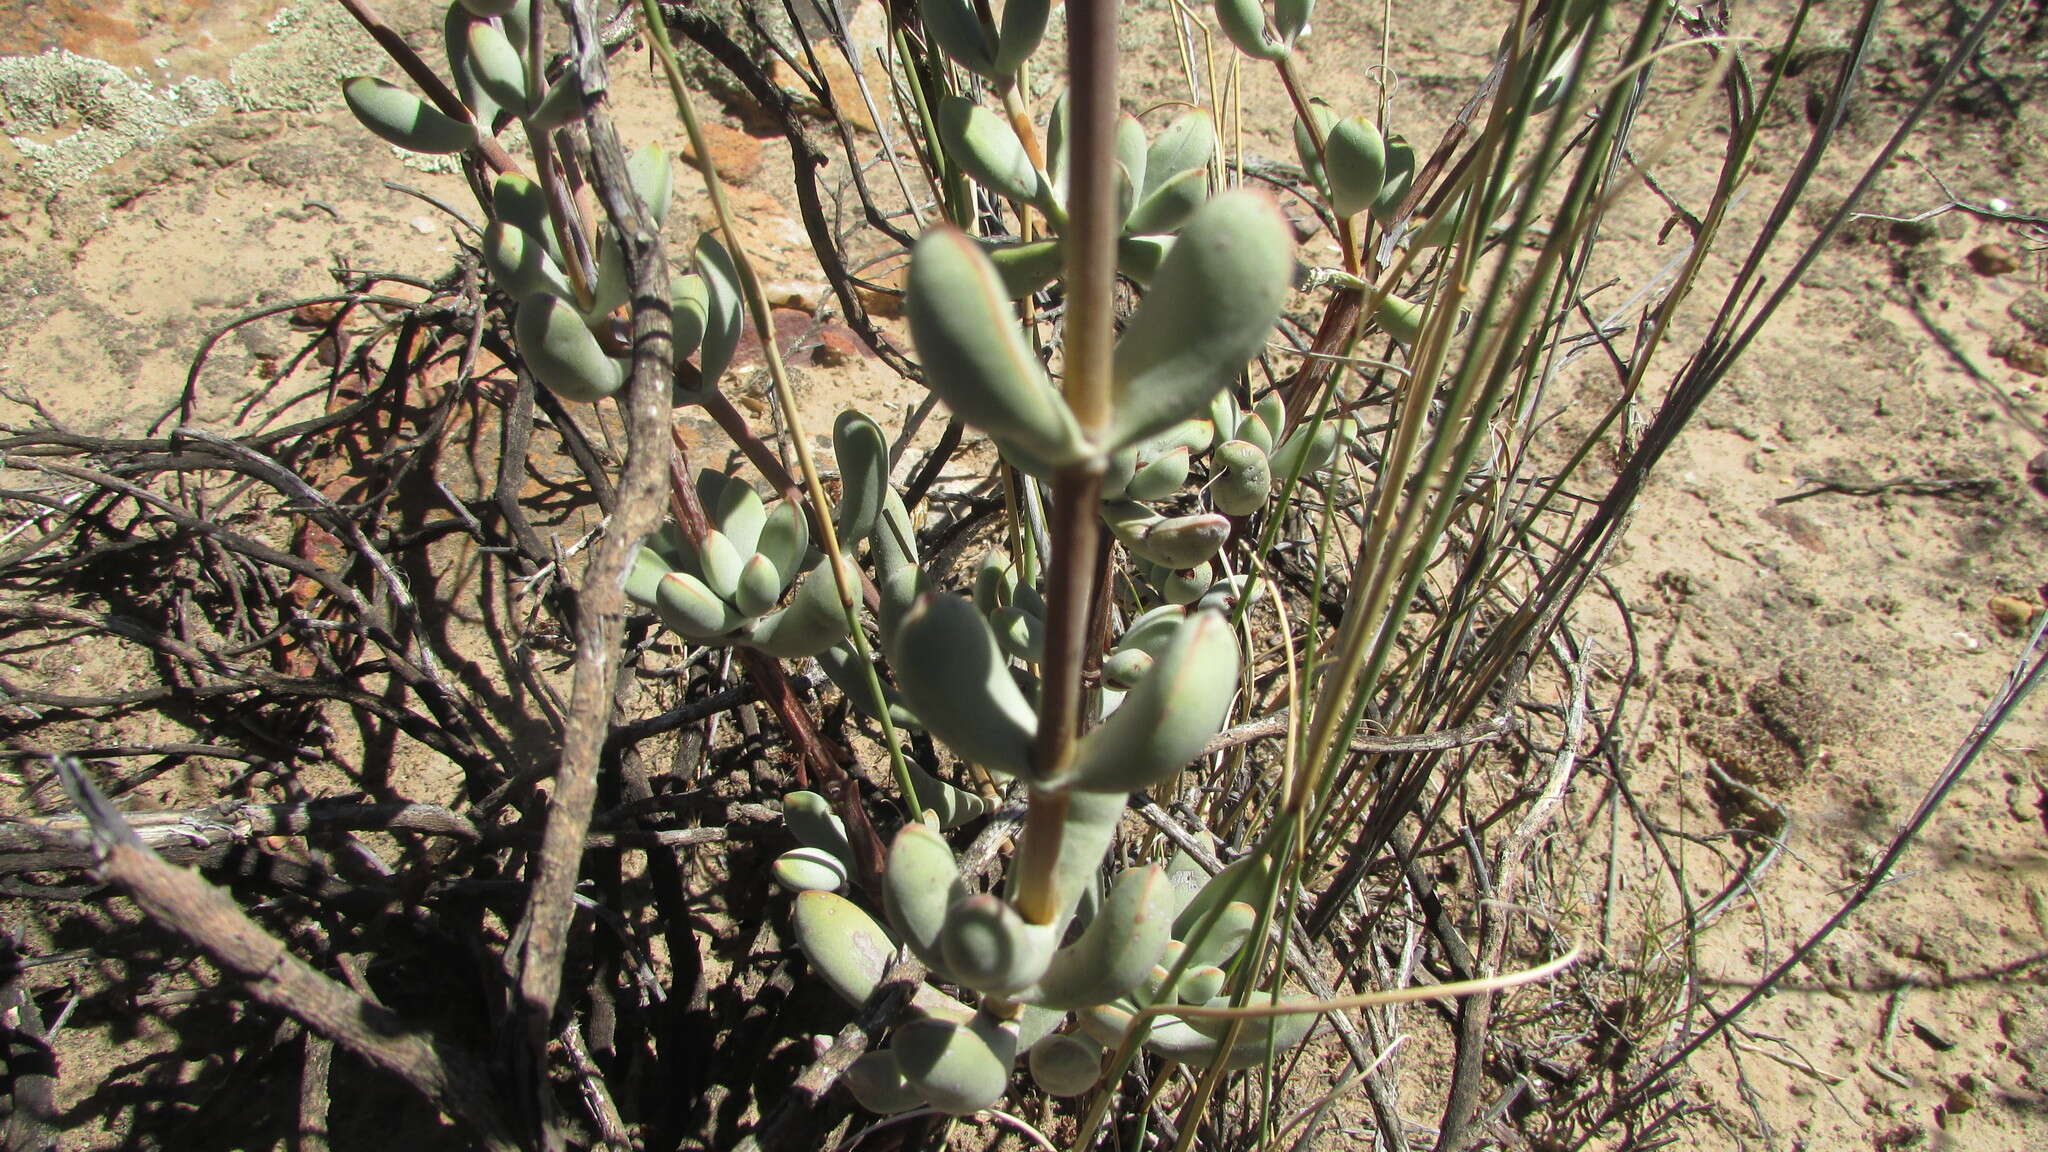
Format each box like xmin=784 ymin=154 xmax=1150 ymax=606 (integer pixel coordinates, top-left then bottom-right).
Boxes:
xmin=0 ymin=1 xmax=2043 ymax=1149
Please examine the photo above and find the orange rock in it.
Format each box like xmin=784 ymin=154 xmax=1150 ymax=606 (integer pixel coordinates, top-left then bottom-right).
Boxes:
xmin=1999 ymin=339 xmax=2048 ymax=377
xmin=1966 ymin=243 xmax=2020 ymax=276
xmin=1989 ymin=594 xmax=2043 ymax=637
xmin=811 ymin=325 xmax=865 ymax=367
xmin=679 ymin=121 xmax=765 ymax=184
xmin=816 ymin=53 xmax=879 ymax=134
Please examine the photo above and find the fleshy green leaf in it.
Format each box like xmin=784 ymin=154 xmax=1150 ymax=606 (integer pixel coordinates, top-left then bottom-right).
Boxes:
xmin=1211 ymin=438 xmax=1272 ymax=515
xmin=1214 ymin=0 xmax=1285 ymax=61
xmin=464 ymin=16 xmax=529 ymax=116
xmin=906 ymin=228 xmax=1085 ymax=469
xmin=1325 ymin=114 xmax=1386 ymax=218
xmin=342 ymin=77 xmax=473 ymax=155
xmin=694 ymin=233 xmax=745 ymax=387
xmin=1143 ymin=109 xmax=1216 ymax=199
xmin=892 ymin=1016 xmax=1016 ymax=1116
xmin=1069 ymin=609 xmax=1239 ymax=792
xmin=627 ymin=142 xmax=674 ymax=227
xmin=491 ymin=173 xmax=561 ymax=264
xmin=886 ymin=592 xmax=1038 ymax=779
xmin=514 ymin=293 xmax=624 ymax=402
xmin=771 ymin=846 xmax=846 ymax=892
xmin=746 ymin=555 xmax=855 ymax=658
xmin=1372 ymin=133 xmax=1416 ymax=224
xmin=884 ymin=821 xmax=966 ymax=974
xmin=941 ymin=893 xmax=1056 ymax=995
xmin=844 ymin=1050 xmax=924 ymax=1114
xmin=994 ymin=0 xmax=1052 ymax=77
xmin=1027 ymin=1033 xmax=1102 ymax=1097
xmin=655 ymin=569 xmax=739 ymax=640
xmin=732 ymin=553 xmax=784 ymax=617
xmin=982 ymin=238 xmax=1065 ymax=299
xmin=832 ymin=410 xmax=890 ymax=544
xmin=937 ymin=96 xmax=1045 ymax=207
xmin=1274 ymin=0 xmax=1314 ymax=43
xmin=1107 ymin=191 xmax=1295 ymax=449
xmin=1124 ymin=166 xmax=1207 ymax=235
xmin=482 ymin=221 xmax=572 ymax=301
xmin=1029 ymin=865 xmax=1174 ymax=1009
xmin=922 ymin=0 xmax=997 ymax=78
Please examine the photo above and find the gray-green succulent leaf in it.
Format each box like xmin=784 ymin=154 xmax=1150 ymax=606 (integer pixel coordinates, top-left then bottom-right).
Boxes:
xmin=1068 ymin=609 xmax=1239 ymax=793
xmin=906 ymin=228 xmax=1088 ymax=470
xmin=844 ymin=1049 xmax=925 ymax=1114
xmin=1027 ymin=1032 xmax=1103 ymax=1096
xmin=891 ymin=1014 xmax=1016 ymax=1116
xmin=1107 ymin=191 xmax=1296 ymax=450
xmin=1026 ymin=865 xmax=1174 ymax=1010
xmin=886 ymin=591 xmax=1039 ymax=780
xmin=342 ymin=76 xmax=474 ymax=155
xmin=514 ymin=293 xmax=625 ymax=403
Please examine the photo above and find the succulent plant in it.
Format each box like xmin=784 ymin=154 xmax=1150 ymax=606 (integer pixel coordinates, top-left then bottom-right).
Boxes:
xmin=343 ymin=3 xmax=762 ymax=410
xmin=1215 ymin=0 xmax=1315 ymax=63
xmin=621 ymin=412 xmax=892 ymax=657
xmin=922 ymin=0 xmax=1051 ymax=81
xmin=943 ymin=99 xmax=1225 ymax=297
xmin=793 ymin=818 xmax=1311 ymax=1111
xmin=340 ymin=1 xmax=1328 ymax=1117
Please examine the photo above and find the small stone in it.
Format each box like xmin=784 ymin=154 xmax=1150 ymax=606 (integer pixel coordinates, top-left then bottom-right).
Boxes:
xmin=291 ymin=301 xmax=343 ymax=326
xmin=1997 ymin=339 xmax=2048 ymax=377
xmin=410 ymin=215 xmax=436 ymax=234
xmin=1966 ymin=242 xmax=2020 ymax=276
xmin=2009 ymin=290 xmax=2048 ymax=342
xmin=1888 ymin=217 xmax=1941 ymax=247
xmin=810 ymin=325 xmax=863 ymax=368
xmin=1911 ymin=1019 xmax=1956 ymax=1052
xmin=1988 ymin=594 xmax=2042 ymax=637
xmin=766 ymin=280 xmax=829 ymax=313
xmin=854 ymin=262 xmax=907 ymax=319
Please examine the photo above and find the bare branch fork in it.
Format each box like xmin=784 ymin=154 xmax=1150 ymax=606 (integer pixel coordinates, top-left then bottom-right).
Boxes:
xmin=506 ymin=4 xmax=676 ymax=1145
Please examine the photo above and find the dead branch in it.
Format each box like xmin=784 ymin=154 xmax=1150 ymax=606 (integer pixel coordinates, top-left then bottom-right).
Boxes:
xmin=52 ymin=757 xmax=522 ymax=1152
xmin=506 ymin=8 xmax=681 ymax=1145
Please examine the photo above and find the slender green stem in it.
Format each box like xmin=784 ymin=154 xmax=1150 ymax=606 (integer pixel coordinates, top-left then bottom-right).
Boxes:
xmin=637 ymin=0 xmax=917 ymax=814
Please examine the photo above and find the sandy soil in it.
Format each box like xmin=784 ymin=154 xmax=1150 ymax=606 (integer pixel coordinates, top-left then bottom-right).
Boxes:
xmin=0 ymin=1 xmax=2042 ymax=1149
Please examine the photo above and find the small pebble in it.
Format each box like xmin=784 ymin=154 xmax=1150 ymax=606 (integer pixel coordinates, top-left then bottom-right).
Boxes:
xmin=1988 ymin=593 xmax=2042 ymax=637
xmin=1966 ymin=242 xmax=2019 ymax=276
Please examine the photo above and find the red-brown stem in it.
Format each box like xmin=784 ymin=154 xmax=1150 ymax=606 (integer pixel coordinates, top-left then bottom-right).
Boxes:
xmin=735 ymin=647 xmax=886 ymax=895
xmin=336 ymin=0 xmax=520 ymax=176
xmin=1014 ymin=0 xmax=1120 ymax=926
xmin=699 ymin=391 xmax=807 ymax=515
xmin=1281 ymin=287 xmax=1365 ymax=429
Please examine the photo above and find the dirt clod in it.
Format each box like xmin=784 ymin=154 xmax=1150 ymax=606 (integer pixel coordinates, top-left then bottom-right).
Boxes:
xmin=1987 ymin=593 xmax=2042 ymax=636
xmin=1966 ymin=243 xmax=2021 ymax=276
xmin=2009 ymin=290 xmax=2048 ymax=342
xmin=1996 ymin=338 xmax=2048 ymax=376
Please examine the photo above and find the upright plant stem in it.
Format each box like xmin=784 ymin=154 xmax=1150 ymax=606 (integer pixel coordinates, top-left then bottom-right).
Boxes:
xmin=1014 ymin=0 xmax=1119 ymax=926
